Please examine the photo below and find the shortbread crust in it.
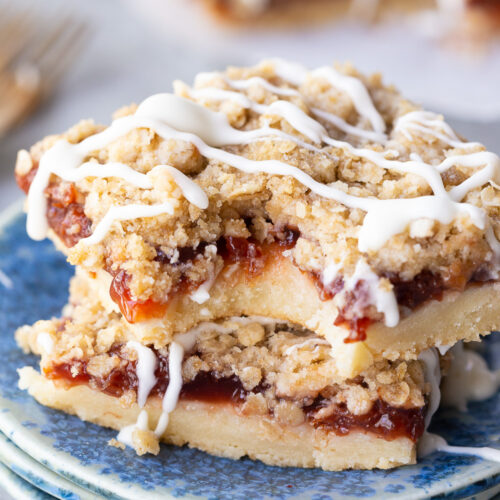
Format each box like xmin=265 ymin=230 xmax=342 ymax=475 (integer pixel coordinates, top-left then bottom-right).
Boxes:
xmin=77 ymin=261 xmax=500 ymax=378
xmin=18 ymin=367 xmax=416 ymax=470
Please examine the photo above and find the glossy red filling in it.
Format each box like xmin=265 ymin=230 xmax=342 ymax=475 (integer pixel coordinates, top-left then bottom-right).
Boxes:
xmin=44 ymin=346 xmax=425 ymax=442
xmin=109 ymin=230 xmax=299 ymax=323
xmin=16 ymin=168 xmax=92 ymax=248
xmin=305 ymin=398 xmax=425 ymax=442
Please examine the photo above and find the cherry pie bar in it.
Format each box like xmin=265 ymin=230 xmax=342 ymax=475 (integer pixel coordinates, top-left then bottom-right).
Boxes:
xmin=200 ymin=0 xmax=500 ymax=41
xmin=14 ymin=58 xmax=500 ymax=470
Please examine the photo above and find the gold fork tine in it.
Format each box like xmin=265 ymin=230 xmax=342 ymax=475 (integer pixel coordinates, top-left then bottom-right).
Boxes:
xmin=0 ymin=73 xmax=35 ymax=137
xmin=0 ymin=4 xmax=38 ymax=71
xmin=0 ymin=5 xmax=88 ymax=137
xmin=25 ymin=14 xmax=75 ymax=66
xmin=37 ymin=21 xmax=88 ymax=94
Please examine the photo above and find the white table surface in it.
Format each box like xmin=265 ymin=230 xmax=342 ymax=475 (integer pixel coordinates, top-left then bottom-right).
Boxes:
xmin=0 ymin=0 xmax=499 ymax=497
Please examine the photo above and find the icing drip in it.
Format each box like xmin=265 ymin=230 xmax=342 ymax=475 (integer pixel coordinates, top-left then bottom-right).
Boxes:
xmin=436 ymin=345 xmax=451 ymax=356
xmin=117 ymin=409 xmax=149 ymax=448
xmin=81 ymin=202 xmax=175 ymax=246
xmin=154 ymin=330 xmax=199 ymax=437
xmin=118 ymin=330 xmax=200 ymax=449
xmin=311 ymin=107 xmax=386 ymax=143
xmin=125 ymin=341 xmax=158 ymax=408
xmin=418 ymin=345 xmax=500 ymax=463
xmin=321 ymin=261 xmax=342 ymax=287
xmin=345 ymin=260 xmax=399 ymax=327
xmin=284 ymin=338 xmax=331 ymax=356
xmin=189 ymin=275 xmax=215 ymax=304
xmin=441 ymin=343 xmax=500 ymax=412
xmin=154 ymin=341 xmax=184 ymax=437
xmin=394 ymin=111 xmax=480 ymax=150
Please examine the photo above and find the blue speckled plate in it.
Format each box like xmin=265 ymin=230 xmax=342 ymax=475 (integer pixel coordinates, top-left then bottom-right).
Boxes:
xmin=0 ymin=460 xmax=52 ymax=500
xmin=0 ymin=431 xmax=95 ymax=500
xmin=2 ymin=202 xmax=500 ymax=500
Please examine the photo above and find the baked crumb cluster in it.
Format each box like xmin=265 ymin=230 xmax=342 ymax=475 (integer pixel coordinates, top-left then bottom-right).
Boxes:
xmin=15 ymin=60 xmax=500 ymax=307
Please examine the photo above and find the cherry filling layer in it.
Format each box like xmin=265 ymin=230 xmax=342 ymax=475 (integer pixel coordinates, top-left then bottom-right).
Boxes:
xmin=16 ymin=169 xmax=495 ymax=342
xmin=44 ymin=346 xmax=425 ymax=442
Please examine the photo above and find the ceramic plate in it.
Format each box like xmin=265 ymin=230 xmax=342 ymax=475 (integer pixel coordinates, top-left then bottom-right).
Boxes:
xmin=0 ymin=460 xmax=52 ymax=500
xmin=2 ymin=203 xmax=500 ymax=499
xmin=0 ymin=431 xmax=94 ymax=500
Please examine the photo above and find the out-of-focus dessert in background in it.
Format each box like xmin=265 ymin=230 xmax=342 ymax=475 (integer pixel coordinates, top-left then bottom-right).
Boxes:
xmin=199 ymin=0 xmax=500 ymax=43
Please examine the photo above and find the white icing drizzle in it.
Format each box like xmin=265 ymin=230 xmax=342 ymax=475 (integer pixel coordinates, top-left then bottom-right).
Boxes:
xmin=419 ymin=433 xmax=500 ymax=463
xmin=154 ymin=165 xmax=208 ymax=209
xmin=436 ymin=344 xmax=452 ymax=356
xmin=125 ymin=341 xmax=158 ymax=408
xmin=80 ymin=202 xmax=175 ymax=246
xmin=0 ymin=269 xmax=13 ymax=289
xmin=154 ymin=341 xmax=184 ymax=437
xmin=191 ymin=86 xmax=384 ymax=144
xmin=188 ymin=87 xmax=331 ymax=157
xmin=441 ymin=343 xmax=500 ymax=412
xmin=118 ymin=330 xmax=200 ymax=449
xmin=36 ymin=332 xmax=54 ymax=355
xmin=221 ymin=76 xmax=300 ymax=97
xmin=284 ymin=338 xmax=330 ymax=356
xmin=189 ymin=276 xmax=215 ymax=304
xmin=269 ymin=58 xmax=386 ymax=134
xmin=25 ymin=59 xmax=500 ymax=330
xmin=311 ymin=107 xmax=386 ymax=143
xmin=321 ymin=261 xmax=342 ymax=287
xmin=345 ymin=260 xmax=399 ymax=327
xmin=311 ymin=66 xmax=386 ymax=134
xmin=394 ymin=111 xmax=482 ymax=151
xmin=418 ymin=346 xmax=500 ymax=463
xmin=117 ymin=409 xmax=149 ymax=448
xmin=418 ymin=349 xmax=442 ymax=429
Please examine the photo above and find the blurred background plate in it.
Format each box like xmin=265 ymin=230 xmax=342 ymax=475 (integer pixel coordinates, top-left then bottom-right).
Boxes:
xmin=2 ymin=205 xmax=500 ymax=499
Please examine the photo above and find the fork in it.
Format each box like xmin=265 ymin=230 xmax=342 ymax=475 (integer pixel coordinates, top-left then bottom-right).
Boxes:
xmin=0 ymin=3 xmax=88 ymax=137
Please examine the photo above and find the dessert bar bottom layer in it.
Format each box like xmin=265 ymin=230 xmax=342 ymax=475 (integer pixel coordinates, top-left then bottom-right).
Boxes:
xmin=19 ymin=367 xmax=415 ymax=471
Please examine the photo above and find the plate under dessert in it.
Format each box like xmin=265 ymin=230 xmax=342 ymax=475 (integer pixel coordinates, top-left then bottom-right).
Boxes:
xmin=2 ymin=206 xmax=500 ymax=499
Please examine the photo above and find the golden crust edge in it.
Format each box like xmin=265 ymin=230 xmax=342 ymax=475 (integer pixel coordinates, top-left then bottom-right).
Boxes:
xmin=18 ymin=367 xmax=416 ymax=471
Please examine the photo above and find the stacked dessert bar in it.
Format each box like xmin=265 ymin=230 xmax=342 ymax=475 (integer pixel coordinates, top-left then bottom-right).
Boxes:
xmin=14 ymin=59 xmax=500 ymax=470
